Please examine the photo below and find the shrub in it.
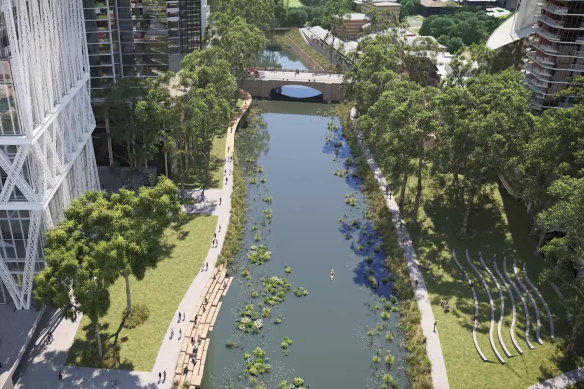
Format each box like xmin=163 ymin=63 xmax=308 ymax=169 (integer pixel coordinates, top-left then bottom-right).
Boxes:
xmin=385 ymin=353 xmax=394 ymax=365
xmin=251 ymin=290 xmax=259 ymax=298
xmin=381 ymin=311 xmax=390 ymax=320
xmin=386 ymin=332 xmax=393 ymax=341
xmin=122 ymin=303 xmax=149 ymax=329
xmin=372 ymin=355 xmax=380 ymax=363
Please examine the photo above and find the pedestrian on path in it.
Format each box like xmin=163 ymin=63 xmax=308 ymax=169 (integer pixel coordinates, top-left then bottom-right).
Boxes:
xmin=415 ymin=279 xmax=418 ymax=288
xmin=219 ymin=197 xmax=222 ymax=205
xmin=163 ymin=371 xmax=166 ymax=382
xmin=179 ymin=329 xmax=182 ymax=338
xmin=170 ymin=328 xmax=174 ymax=338
xmin=225 ymin=177 xmax=228 ymax=184
xmin=178 ymin=312 xmax=181 ymax=322
xmin=158 ymin=372 xmax=161 ymax=382
xmin=433 ymin=322 xmax=437 ymax=333
xmin=389 ymin=191 xmax=392 ymax=199
xmin=194 ymin=314 xmax=198 ymax=324
xmin=205 ymin=262 xmax=208 ymax=271
xmin=218 ymin=225 xmax=221 ymax=232
xmin=183 ymin=312 xmax=185 ymax=321
xmin=58 ymin=370 xmax=63 ymax=381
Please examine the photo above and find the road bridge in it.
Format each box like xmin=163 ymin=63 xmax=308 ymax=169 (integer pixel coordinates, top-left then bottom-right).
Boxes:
xmin=240 ymin=69 xmax=344 ymax=102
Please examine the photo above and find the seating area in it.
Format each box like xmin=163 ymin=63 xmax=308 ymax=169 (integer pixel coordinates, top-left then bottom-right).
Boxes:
xmin=451 ymin=249 xmax=558 ymax=363
xmin=172 ymin=265 xmax=233 ymax=388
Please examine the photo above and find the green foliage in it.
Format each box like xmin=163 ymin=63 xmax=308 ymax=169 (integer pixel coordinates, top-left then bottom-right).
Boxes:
xmin=284 ymin=266 xmax=292 ymax=273
xmin=294 ymin=287 xmax=308 ymax=297
xmin=380 ymin=311 xmax=390 ymax=320
xmin=247 ymin=244 xmax=272 ymax=265
xmin=281 ymin=336 xmax=293 ymax=349
xmin=264 ymin=208 xmax=273 ymax=221
xmin=419 ymin=10 xmax=504 ymax=53
xmin=385 ymin=353 xmax=394 ymax=365
xmin=372 ymin=355 xmax=380 ymax=363
xmin=237 ymin=304 xmax=263 ymax=334
xmin=122 ymin=304 xmax=150 ymax=329
xmin=385 ymin=332 xmax=394 ymax=341
xmin=263 ymin=276 xmax=291 ymax=305
xmin=244 ymin=347 xmax=271 ymax=376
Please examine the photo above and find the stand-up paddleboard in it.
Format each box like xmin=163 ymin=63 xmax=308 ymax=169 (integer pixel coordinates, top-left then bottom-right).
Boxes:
xmin=330 ymin=269 xmax=334 ymax=281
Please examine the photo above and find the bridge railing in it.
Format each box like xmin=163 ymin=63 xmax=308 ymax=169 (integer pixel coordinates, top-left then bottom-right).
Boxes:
xmin=252 ymin=67 xmax=342 ymax=76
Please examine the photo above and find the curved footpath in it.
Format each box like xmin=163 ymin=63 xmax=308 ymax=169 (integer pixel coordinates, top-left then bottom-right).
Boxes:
xmin=350 ymin=108 xmax=449 ymax=389
xmin=14 ymin=94 xmax=252 ymax=389
xmin=528 ymin=366 xmax=584 ymax=389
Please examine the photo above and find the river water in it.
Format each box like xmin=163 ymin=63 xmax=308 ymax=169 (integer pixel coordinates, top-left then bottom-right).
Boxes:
xmin=202 ymin=48 xmax=408 ymax=388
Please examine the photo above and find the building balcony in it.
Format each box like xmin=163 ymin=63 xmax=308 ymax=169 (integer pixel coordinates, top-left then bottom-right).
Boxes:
xmin=533 ymin=27 xmax=561 ymax=42
xmin=526 ymin=50 xmax=556 ymax=67
xmin=525 ymin=62 xmax=553 ymax=78
xmin=528 ymin=39 xmax=559 ymax=54
xmin=540 ymin=2 xmax=569 ymax=15
xmin=571 ymin=63 xmax=584 ymax=71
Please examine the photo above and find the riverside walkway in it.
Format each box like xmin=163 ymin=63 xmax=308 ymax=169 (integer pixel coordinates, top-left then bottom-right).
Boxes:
xmin=13 ymin=94 xmax=252 ymax=389
xmin=350 ymin=107 xmax=449 ymax=388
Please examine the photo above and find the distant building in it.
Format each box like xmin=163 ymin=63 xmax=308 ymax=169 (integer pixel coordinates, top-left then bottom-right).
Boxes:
xmin=487 ymin=0 xmax=584 ymax=110
xmin=333 ymin=13 xmax=371 ymax=40
xmin=463 ymin=0 xmax=498 ymax=10
xmin=361 ymin=0 xmax=401 ymax=24
xmin=82 ymin=0 xmax=210 ymax=165
xmin=419 ymin=0 xmax=458 ymax=17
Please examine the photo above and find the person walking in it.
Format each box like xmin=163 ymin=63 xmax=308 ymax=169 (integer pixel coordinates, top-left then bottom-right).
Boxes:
xmin=163 ymin=371 xmax=166 ymax=382
xmin=58 ymin=370 xmax=63 ymax=381
xmin=433 ymin=321 xmax=437 ymax=333
xmin=178 ymin=312 xmax=181 ymax=322
xmin=158 ymin=372 xmax=161 ymax=382
xmin=205 ymin=262 xmax=208 ymax=271
xmin=170 ymin=328 xmax=174 ymax=338
xmin=194 ymin=314 xmax=198 ymax=324
xmin=219 ymin=197 xmax=222 ymax=205
xmin=225 ymin=177 xmax=228 ymax=184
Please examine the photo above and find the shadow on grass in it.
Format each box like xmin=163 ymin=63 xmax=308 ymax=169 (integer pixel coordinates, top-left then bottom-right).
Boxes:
xmin=67 ymin=320 xmax=135 ymax=370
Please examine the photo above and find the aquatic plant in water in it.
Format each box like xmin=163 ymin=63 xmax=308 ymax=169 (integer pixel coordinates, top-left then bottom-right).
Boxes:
xmin=250 ymin=177 xmax=257 ymax=184
xmin=263 ymin=208 xmax=272 ymax=221
xmin=244 ymin=347 xmax=271 ymax=376
xmin=260 ymin=177 xmax=267 ymax=183
xmin=263 ymin=196 xmax=272 ymax=203
xmin=284 ymin=266 xmax=292 ymax=273
xmin=281 ymin=336 xmax=293 ymax=350
xmin=237 ymin=304 xmax=263 ymax=334
xmin=254 ymin=232 xmax=261 ymax=242
xmin=247 ymin=244 xmax=271 ymax=265
xmin=293 ymin=287 xmax=308 ymax=297
xmin=262 ymin=276 xmax=291 ymax=306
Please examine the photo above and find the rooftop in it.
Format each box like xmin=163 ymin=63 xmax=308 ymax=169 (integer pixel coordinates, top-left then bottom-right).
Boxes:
xmin=420 ymin=0 xmax=457 ymax=8
xmin=336 ymin=12 xmax=371 ymax=21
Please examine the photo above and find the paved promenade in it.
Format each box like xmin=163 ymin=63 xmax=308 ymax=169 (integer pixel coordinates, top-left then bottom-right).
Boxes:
xmin=528 ymin=366 xmax=584 ymax=389
xmin=351 ymin=107 xmax=450 ymax=389
xmin=14 ymin=95 xmax=251 ymax=389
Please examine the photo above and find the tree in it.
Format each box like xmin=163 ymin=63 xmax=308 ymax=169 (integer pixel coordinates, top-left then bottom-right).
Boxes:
xmin=537 ymin=177 xmax=584 ymax=354
xmin=34 ymin=191 xmax=118 ymax=358
xmin=356 ymin=80 xmax=438 ymax=222
xmin=343 ymin=36 xmax=400 ymax=113
xmin=109 ymin=176 xmax=181 ymax=313
xmin=209 ymin=14 xmax=268 ymax=81
xmin=449 ymin=69 xmax=532 ymax=235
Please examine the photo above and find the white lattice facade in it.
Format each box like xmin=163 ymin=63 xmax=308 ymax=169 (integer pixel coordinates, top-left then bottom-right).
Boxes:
xmin=0 ymin=0 xmax=100 ymax=309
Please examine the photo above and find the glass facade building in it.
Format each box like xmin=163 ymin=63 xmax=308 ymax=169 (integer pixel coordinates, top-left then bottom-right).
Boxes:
xmin=0 ymin=0 xmax=100 ymax=310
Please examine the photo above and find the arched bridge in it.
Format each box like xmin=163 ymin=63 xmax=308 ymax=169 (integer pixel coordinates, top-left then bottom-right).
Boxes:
xmin=240 ymin=69 xmax=344 ymax=102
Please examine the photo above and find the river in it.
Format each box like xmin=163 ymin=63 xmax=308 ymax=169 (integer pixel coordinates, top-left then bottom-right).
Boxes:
xmin=202 ymin=47 xmax=408 ymax=388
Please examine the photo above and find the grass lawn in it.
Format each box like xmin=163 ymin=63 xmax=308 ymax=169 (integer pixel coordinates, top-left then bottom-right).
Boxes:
xmin=286 ymin=0 xmax=301 ymax=8
xmin=66 ymin=214 xmax=217 ymax=371
xmin=381 ymin=167 xmax=584 ymax=388
xmin=276 ymin=28 xmax=336 ymax=72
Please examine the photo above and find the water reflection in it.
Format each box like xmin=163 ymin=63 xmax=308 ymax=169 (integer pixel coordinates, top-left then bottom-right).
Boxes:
xmin=270 ymin=85 xmax=323 ymax=101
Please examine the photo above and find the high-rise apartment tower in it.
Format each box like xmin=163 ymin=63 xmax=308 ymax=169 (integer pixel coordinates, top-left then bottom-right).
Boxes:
xmin=0 ymin=0 xmax=100 ymax=310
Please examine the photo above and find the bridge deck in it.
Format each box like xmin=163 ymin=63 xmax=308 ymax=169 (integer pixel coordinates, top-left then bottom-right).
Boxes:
xmin=256 ymin=70 xmax=343 ymax=84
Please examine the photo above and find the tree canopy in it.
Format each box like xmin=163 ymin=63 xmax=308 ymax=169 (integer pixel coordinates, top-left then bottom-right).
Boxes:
xmin=419 ymin=9 xmax=504 ymax=53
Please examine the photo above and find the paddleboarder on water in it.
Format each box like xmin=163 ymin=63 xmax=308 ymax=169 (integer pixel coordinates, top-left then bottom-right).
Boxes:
xmin=330 ymin=269 xmax=334 ymax=280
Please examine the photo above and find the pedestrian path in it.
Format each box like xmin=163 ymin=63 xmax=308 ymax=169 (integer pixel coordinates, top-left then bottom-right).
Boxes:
xmin=350 ymin=107 xmax=449 ymax=389
xmin=528 ymin=366 xmax=584 ymax=389
xmin=14 ymin=93 xmax=252 ymax=389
